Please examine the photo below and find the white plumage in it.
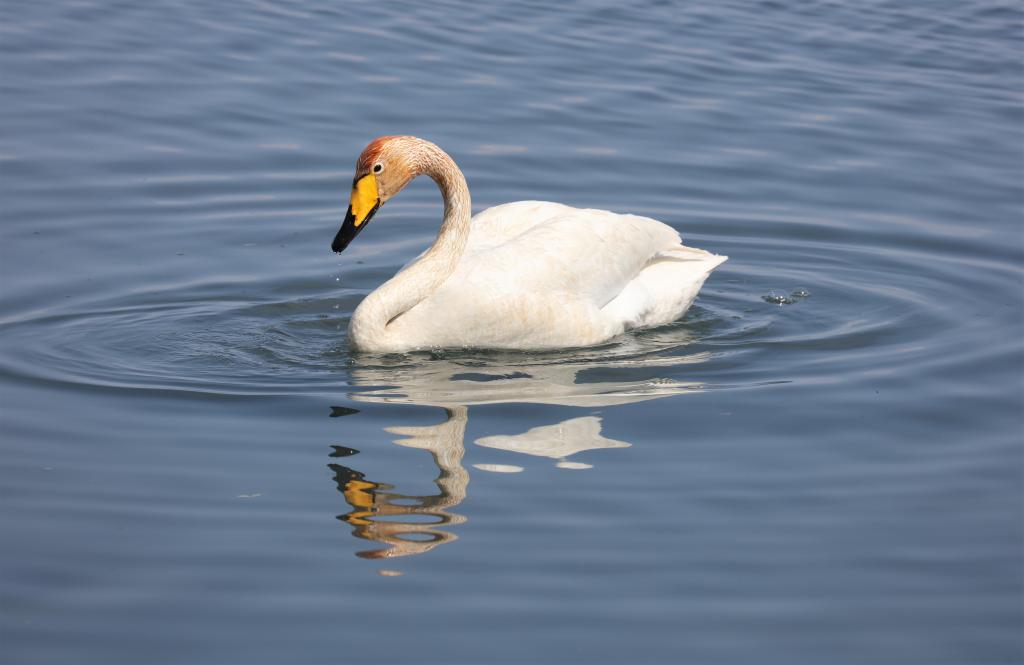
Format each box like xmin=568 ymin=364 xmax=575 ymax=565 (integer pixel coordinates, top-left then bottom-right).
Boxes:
xmin=381 ymin=201 xmax=725 ymax=350
xmin=333 ymin=137 xmax=726 ymax=353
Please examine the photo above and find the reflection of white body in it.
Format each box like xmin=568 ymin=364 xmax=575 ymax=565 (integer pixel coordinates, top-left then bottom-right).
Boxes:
xmin=337 ymin=137 xmax=727 ymax=352
xmin=349 ymin=351 xmax=706 ymax=409
xmin=350 ymin=354 xmax=702 ymax=467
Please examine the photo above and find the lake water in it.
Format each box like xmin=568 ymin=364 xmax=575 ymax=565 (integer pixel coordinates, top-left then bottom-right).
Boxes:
xmin=1 ymin=1 xmax=1022 ymax=663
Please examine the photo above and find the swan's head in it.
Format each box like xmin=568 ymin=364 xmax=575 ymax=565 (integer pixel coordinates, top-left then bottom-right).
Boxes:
xmin=332 ymin=135 xmax=419 ymax=253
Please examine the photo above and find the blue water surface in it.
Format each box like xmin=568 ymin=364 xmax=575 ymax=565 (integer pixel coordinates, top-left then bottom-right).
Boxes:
xmin=1 ymin=1 xmax=1022 ymax=664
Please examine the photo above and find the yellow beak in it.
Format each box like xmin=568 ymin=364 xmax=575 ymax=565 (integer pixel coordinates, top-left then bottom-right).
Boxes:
xmin=349 ymin=174 xmax=379 ymax=228
xmin=332 ymin=174 xmax=380 ymax=253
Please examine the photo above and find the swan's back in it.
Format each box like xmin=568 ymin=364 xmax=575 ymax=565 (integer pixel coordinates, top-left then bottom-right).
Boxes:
xmin=464 ymin=201 xmax=682 ymax=305
xmin=385 ymin=201 xmax=726 ymax=349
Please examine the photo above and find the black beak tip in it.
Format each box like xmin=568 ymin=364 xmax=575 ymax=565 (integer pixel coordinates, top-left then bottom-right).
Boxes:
xmin=331 ymin=202 xmax=378 ymax=255
xmin=331 ymin=236 xmax=352 ymax=254
xmin=332 ymin=207 xmax=357 ymax=254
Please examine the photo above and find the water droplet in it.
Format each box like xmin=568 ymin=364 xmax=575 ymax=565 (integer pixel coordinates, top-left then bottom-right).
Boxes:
xmin=762 ymin=291 xmax=794 ymax=305
xmin=791 ymin=289 xmax=810 ymax=298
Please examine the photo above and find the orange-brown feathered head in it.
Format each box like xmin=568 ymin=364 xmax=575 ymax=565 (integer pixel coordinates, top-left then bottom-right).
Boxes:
xmin=332 ymin=136 xmax=422 ymax=253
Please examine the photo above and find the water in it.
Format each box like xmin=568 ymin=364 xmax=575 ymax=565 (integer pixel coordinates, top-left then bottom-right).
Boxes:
xmin=1 ymin=1 xmax=1022 ymax=663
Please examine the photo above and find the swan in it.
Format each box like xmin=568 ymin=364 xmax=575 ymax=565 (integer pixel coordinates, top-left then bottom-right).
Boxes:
xmin=332 ymin=136 xmax=726 ymax=353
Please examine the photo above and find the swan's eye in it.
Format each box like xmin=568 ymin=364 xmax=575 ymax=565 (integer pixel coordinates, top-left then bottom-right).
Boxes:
xmin=372 ymin=163 xmax=383 ymax=174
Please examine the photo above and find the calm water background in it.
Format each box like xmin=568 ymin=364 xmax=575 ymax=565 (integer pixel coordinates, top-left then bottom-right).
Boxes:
xmin=1 ymin=1 xmax=1022 ymax=663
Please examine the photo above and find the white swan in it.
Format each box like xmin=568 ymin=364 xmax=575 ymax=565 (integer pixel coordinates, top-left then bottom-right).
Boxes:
xmin=332 ymin=136 xmax=727 ymax=353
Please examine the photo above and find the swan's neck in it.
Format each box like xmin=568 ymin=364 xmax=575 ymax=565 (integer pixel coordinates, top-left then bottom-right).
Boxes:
xmin=350 ymin=144 xmax=471 ymax=351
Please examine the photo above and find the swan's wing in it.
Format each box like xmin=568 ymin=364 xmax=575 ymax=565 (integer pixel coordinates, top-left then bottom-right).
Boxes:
xmin=385 ymin=202 xmax=725 ymax=349
xmin=391 ymin=202 xmax=569 ymax=275
xmin=465 ymin=201 xmax=576 ymax=252
xmin=460 ymin=202 xmax=685 ymax=309
xmin=601 ymin=245 xmax=727 ymax=328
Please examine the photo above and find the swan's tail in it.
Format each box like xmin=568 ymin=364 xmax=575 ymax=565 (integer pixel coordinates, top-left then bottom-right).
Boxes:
xmin=653 ymin=245 xmax=729 ymax=270
xmin=601 ymin=245 xmax=727 ymax=330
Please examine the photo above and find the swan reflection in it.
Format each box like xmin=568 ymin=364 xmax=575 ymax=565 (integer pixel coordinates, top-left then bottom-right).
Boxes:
xmin=332 ymin=349 xmax=706 ymax=560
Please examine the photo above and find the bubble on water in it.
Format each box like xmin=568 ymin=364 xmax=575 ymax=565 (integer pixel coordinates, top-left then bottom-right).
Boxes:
xmin=791 ymin=289 xmax=811 ymax=298
xmin=762 ymin=291 xmax=794 ymax=305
